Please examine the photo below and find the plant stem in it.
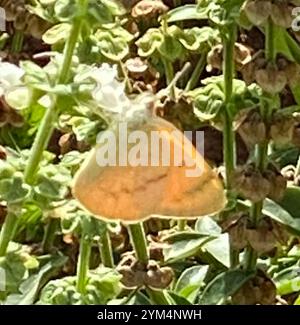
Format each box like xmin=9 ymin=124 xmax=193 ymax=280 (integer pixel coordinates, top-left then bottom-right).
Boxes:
xmin=24 ymin=101 xmax=57 ymax=184
xmin=265 ymin=19 xmax=275 ymax=63
xmin=185 ymin=53 xmax=206 ymax=91
xmin=223 ymin=25 xmax=237 ymax=187
xmin=76 ymin=233 xmax=91 ymax=294
xmin=99 ymin=229 xmax=114 ymax=268
xmin=177 ymin=219 xmax=187 ymax=231
xmin=222 ymin=24 xmax=238 ymax=268
xmin=127 ymin=223 xmax=149 ymax=264
xmin=0 ymin=212 xmax=18 ymax=257
xmin=127 ymin=222 xmax=171 ymax=305
xmin=42 ymin=218 xmax=59 ymax=253
xmin=163 ymin=58 xmax=175 ymax=87
xmin=11 ymin=30 xmax=24 ymax=53
xmin=24 ymin=0 xmax=88 ymax=184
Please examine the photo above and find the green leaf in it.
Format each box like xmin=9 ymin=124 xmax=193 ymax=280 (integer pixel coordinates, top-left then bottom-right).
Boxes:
xmin=43 ymin=23 xmax=71 ymax=44
xmin=0 ymin=175 xmax=30 ymax=204
xmin=162 ymin=231 xmax=204 ymax=243
xmin=199 ymin=269 xmax=254 ymax=305
xmin=278 ymin=186 xmax=300 ymax=219
xmin=163 ymin=236 xmax=212 ymax=263
xmin=240 ymin=198 xmax=300 ymax=234
xmin=276 ymin=277 xmax=300 ymax=296
xmin=4 ymin=255 xmax=67 ymax=305
xmin=167 ymin=4 xmax=208 ymax=23
xmin=274 ymin=25 xmax=300 ymax=64
xmin=195 ymin=216 xmax=222 ymax=236
xmin=263 ymin=199 xmax=300 ymax=234
xmin=202 ymin=234 xmax=230 ymax=268
xmin=167 ymin=292 xmax=192 ymax=305
xmin=175 ymin=265 xmax=209 ymax=303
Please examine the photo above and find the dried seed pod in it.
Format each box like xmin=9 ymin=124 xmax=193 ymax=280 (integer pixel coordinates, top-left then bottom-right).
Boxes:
xmin=227 ymin=215 xmax=248 ymax=250
xmin=284 ymin=62 xmax=300 ymax=87
xmin=271 ymin=220 xmax=289 ymax=246
xmin=207 ymin=44 xmax=223 ymax=72
xmin=117 ymin=254 xmax=146 ymax=288
xmin=131 ymin=0 xmax=169 ymax=19
xmin=232 ymin=270 xmax=276 ymax=305
xmin=264 ymin=167 xmax=287 ymax=201
xmin=255 ymin=65 xmax=287 ymax=94
xmin=241 ymin=55 xmax=266 ymax=85
xmin=246 ymin=220 xmax=277 ymax=254
xmin=125 ymin=57 xmax=159 ymax=93
xmin=144 ymin=261 xmax=173 ymax=289
xmin=118 ymin=266 xmax=143 ymax=288
xmin=234 ymin=43 xmax=252 ymax=71
xmin=238 ymin=109 xmax=267 ymax=147
xmin=243 ymin=0 xmax=271 ymax=26
xmin=269 ymin=113 xmax=295 ymax=146
xmin=271 ymin=4 xmax=294 ymax=28
xmin=232 ymin=164 xmax=270 ymax=203
xmin=207 ymin=43 xmax=251 ymax=72
xmin=0 ymin=0 xmax=51 ymax=38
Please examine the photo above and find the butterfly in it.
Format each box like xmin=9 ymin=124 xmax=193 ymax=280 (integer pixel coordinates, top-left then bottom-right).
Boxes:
xmin=72 ymin=102 xmax=226 ymax=223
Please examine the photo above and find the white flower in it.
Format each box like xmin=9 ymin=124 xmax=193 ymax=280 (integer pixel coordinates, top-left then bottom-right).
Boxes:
xmin=90 ymin=63 xmax=118 ymax=85
xmin=0 ymin=61 xmax=24 ymax=97
xmin=90 ymin=63 xmax=130 ymax=114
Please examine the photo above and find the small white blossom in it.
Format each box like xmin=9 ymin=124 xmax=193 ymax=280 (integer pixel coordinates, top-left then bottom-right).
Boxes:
xmin=0 ymin=61 xmax=24 ymax=96
xmin=90 ymin=64 xmax=130 ymax=114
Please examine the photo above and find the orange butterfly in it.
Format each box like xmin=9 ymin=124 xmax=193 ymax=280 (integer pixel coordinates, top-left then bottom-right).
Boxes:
xmin=72 ymin=103 xmax=226 ymax=223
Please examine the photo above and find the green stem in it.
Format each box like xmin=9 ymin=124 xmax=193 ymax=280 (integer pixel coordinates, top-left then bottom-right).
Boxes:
xmin=127 ymin=223 xmax=171 ymax=305
xmin=265 ymin=19 xmax=275 ymax=63
xmin=185 ymin=53 xmax=206 ymax=91
xmin=11 ymin=30 xmax=24 ymax=53
xmin=127 ymin=223 xmax=149 ymax=264
xmin=222 ymin=24 xmax=238 ymax=268
xmin=177 ymin=220 xmax=187 ymax=231
xmin=223 ymin=25 xmax=237 ymax=187
xmin=163 ymin=58 xmax=175 ymax=87
xmin=24 ymin=102 xmax=57 ymax=184
xmin=0 ymin=212 xmax=18 ymax=257
xmin=42 ymin=218 xmax=59 ymax=253
xmin=76 ymin=233 xmax=91 ymax=294
xmin=24 ymin=0 xmax=88 ymax=184
xmin=99 ymin=229 xmax=114 ymax=268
